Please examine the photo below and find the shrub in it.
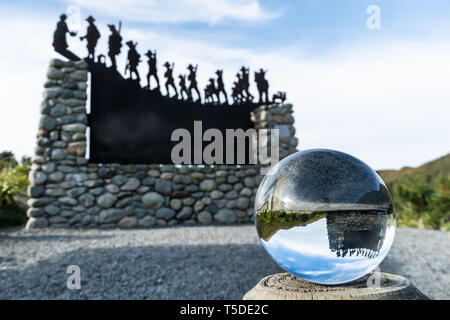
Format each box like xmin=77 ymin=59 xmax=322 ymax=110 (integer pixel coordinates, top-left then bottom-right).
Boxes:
xmin=392 ymin=174 xmax=450 ymax=231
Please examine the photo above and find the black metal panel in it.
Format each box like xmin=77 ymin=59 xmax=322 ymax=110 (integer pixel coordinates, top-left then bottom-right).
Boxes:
xmin=88 ymin=62 xmax=256 ymax=164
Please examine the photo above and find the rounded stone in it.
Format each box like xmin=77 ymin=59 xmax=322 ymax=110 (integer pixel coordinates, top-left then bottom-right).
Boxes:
xmin=39 ymin=115 xmax=57 ymax=131
xmin=121 ymin=177 xmax=141 ymax=191
xmin=29 ymin=171 xmax=47 ymax=185
xmin=79 ymin=193 xmax=95 ymax=207
xmin=98 ymin=208 xmax=125 ymax=223
xmin=27 ymin=185 xmax=45 ymax=198
xmin=176 ymin=207 xmax=193 ymax=220
xmin=142 ymin=192 xmax=165 ymax=210
xmin=197 ymin=211 xmax=212 ymax=224
xmin=105 ymin=184 xmax=120 ymax=193
xmin=26 ymin=208 xmax=44 ymax=218
xmin=236 ymin=197 xmax=250 ymax=210
xmin=214 ymin=209 xmax=237 ymax=223
xmin=210 ymin=190 xmax=224 ymax=200
xmin=200 ymin=179 xmax=216 ymax=192
xmin=118 ymin=216 xmax=138 ymax=228
xmin=97 ymin=193 xmax=118 ymax=208
xmin=244 ymin=177 xmax=255 ymax=188
xmin=155 ymin=179 xmax=172 ymax=195
xmin=240 ymin=187 xmax=253 ymax=197
xmin=58 ymin=197 xmax=77 ymax=206
xmin=170 ymin=199 xmax=182 ymax=211
xmin=194 ymin=200 xmax=205 ymax=213
xmin=155 ymin=207 xmax=176 ymax=221
xmin=25 ymin=217 xmax=48 ymax=229
xmin=139 ymin=216 xmax=156 ymax=227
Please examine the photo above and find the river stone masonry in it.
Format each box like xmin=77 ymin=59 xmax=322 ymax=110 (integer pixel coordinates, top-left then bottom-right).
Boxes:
xmin=25 ymin=58 xmax=298 ymax=229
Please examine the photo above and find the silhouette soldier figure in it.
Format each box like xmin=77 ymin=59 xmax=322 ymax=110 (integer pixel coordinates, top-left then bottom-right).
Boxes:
xmin=231 ymin=80 xmax=240 ymax=104
xmin=240 ymin=66 xmax=253 ymax=102
xmin=80 ymin=16 xmax=100 ymax=60
xmin=232 ymin=72 xmax=244 ymax=104
xmin=215 ymin=70 xmax=228 ymax=105
xmin=187 ymin=64 xmax=201 ymax=103
xmin=204 ymin=78 xmax=218 ymax=104
xmin=125 ymin=41 xmax=141 ymax=82
xmin=52 ymin=14 xmax=79 ymax=61
xmin=254 ymin=68 xmax=269 ymax=104
xmin=107 ymin=22 xmax=122 ymax=70
xmin=145 ymin=50 xmax=160 ymax=90
xmin=164 ymin=62 xmax=178 ymax=98
xmin=178 ymin=75 xmax=189 ymax=100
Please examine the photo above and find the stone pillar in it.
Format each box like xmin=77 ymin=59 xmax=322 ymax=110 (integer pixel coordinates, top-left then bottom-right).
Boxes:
xmin=251 ymin=103 xmax=298 ymax=160
xmin=26 ymin=59 xmax=89 ymax=229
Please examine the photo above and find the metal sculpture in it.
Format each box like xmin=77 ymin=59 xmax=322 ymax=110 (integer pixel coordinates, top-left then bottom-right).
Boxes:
xmin=204 ymin=78 xmax=218 ymax=104
xmin=187 ymin=64 xmax=201 ymax=103
xmin=145 ymin=50 xmax=160 ymax=91
xmin=52 ymin=14 xmax=79 ymax=61
xmin=272 ymin=91 xmax=287 ymax=104
xmin=80 ymin=16 xmax=100 ymax=60
xmin=125 ymin=41 xmax=141 ymax=81
xmin=178 ymin=75 xmax=189 ymax=100
xmin=254 ymin=68 xmax=269 ymax=104
xmin=240 ymin=66 xmax=254 ymax=102
xmin=51 ymin=13 xmax=284 ymax=108
xmin=215 ymin=70 xmax=228 ymax=105
xmin=107 ymin=22 xmax=122 ymax=70
xmin=164 ymin=62 xmax=178 ymax=98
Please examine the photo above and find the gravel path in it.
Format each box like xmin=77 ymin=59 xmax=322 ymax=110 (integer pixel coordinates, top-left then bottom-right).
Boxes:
xmin=0 ymin=225 xmax=448 ymax=299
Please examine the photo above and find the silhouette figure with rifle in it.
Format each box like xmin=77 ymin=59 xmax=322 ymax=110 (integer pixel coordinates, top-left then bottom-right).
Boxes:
xmin=107 ymin=22 xmax=122 ymax=70
xmin=145 ymin=50 xmax=160 ymax=91
xmin=164 ymin=62 xmax=178 ymax=98
xmin=125 ymin=41 xmax=141 ymax=82
xmin=187 ymin=64 xmax=201 ymax=103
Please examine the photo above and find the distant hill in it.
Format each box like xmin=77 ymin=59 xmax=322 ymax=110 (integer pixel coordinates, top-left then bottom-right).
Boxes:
xmin=377 ymin=153 xmax=450 ymax=185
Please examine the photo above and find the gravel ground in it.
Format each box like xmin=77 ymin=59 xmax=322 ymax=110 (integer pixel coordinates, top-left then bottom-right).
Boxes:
xmin=0 ymin=225 xmax=448 ymax=300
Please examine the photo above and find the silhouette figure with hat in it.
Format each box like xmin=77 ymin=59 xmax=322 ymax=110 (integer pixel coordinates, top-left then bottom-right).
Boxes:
xmin=215 ymin=69 xmax=228 ymax=105
xmin=80 ymin=16 xmax=100 ymax=60
xmin=187 ymin=64 xmax=201 ymax=103
xmin=178 ymin=75 xmax=189 ymax=100
xmin=107 ymin=22 xmax=122 ymax=70
xmin=52 ymin=14 xmax=79 ymax=61
xmin=240 ymin=66 xmax=253 ymax=102
xmin=164 ymin=62 xmax=178 ymax=98
xmin=254 ymin=68 xmax=269 ymax=104
xmin=125 ymin=41 xmax=141 ymax=82
xmin=204 ymin=78 xmax=218 ymax=104
xmin=145 ymin=50 xmax=160 ymax=91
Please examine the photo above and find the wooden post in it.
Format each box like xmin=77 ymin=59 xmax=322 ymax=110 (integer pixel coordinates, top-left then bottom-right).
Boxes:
xmin=243 ymin=272 xmax=429 ymax=300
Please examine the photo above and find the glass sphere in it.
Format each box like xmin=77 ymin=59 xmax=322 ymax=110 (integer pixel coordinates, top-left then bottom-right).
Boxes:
xmin=255 ymin=149 xmax=395 ymax=285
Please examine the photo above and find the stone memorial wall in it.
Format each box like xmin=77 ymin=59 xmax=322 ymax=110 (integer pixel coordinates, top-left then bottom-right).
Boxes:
xmin=25 ymin=58 xmax=298 ymax=229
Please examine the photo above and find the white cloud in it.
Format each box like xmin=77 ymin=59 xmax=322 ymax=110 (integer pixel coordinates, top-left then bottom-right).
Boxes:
xmin=0 ymin=7 xmax=449 ymax=170
xmin=67 ymin=0 xmax=279 ymax=24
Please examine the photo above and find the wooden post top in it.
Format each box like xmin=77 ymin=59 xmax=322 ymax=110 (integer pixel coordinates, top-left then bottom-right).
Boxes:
xmin=243 ymin=272 xmax=429 ymax=300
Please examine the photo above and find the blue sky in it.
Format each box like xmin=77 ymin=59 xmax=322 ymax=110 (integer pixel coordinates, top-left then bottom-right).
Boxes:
xmin=0 ymin=0 xmax=449 ymax=169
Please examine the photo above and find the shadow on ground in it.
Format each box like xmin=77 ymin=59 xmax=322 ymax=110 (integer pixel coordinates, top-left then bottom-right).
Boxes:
xmin=0 ymin=243 xmax=282 ymax=299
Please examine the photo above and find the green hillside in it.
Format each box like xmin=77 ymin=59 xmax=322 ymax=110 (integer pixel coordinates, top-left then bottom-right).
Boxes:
xmin=378 ymin=154 xmax=449 ymax=231
xmin=378 ymin=153 xmax=450 ymax=185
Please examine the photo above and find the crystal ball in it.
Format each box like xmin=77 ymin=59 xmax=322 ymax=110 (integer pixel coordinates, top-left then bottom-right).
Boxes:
xmin=255 ymin=149 xmax=395 ymax=285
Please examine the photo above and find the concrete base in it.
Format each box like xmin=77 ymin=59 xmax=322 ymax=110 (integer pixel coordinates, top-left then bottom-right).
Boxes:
xmin=243 ymin=272 xmax=429 ymax=300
